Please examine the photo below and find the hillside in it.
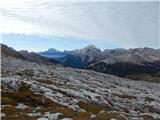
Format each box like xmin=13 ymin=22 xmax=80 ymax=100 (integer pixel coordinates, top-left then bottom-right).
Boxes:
xmin=1 ymin=44 xmax=160 ymax=120
xmin=1 ymin=44 xmax=26 ymax=59
xmin=19 ymin=50 xmax=60 ymax=65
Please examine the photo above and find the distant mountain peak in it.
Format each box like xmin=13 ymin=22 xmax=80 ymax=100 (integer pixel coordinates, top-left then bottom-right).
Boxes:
xmin=84 ymin=44 xmax=97 ymax=49
xmin=39 ymin=48 xmax=74 ymax=56
xmin=75 ymin=45 xmax=101 ymax=55
xmin=48 ymin=48 xmax=58 ymax=52
xmin=82 ymin=45 xmax=101 ymax=51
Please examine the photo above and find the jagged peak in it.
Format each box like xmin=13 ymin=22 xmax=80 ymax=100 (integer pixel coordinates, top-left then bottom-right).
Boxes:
xmin=80 ymin=44 xmax=100 ymax=51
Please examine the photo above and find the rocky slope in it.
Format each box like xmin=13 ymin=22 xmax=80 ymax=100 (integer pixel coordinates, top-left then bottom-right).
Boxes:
xmin=1 ymin=44 xmax=160 ymax=120
xmin=1 ymin=44 xmax=26 ymax=59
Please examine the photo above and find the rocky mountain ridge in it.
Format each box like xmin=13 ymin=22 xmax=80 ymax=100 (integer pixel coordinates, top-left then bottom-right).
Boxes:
xmin=88 ymin=47 xmax=160 ymax=79
xmin=39 ymin=45 xmax=160 ymax=82
xmin=19 ymin=50 xmax=60 ymax=65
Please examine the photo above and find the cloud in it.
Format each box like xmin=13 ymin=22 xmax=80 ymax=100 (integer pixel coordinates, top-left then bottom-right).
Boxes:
xmin=0 ymin=0 xmax=159 ymax=48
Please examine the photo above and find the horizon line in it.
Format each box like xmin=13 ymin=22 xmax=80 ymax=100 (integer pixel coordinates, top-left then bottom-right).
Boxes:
xmin=1 ymin=43 xmax=159 ymax=53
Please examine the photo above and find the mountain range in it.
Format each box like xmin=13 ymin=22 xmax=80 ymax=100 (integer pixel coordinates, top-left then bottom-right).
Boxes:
xmin=2 ymin=43 xmax=160 ymax=83
xmin=39 ymin=48 xmax=75 ymax=60
xmin=39 ymin=45 xmax=160 ymax=82
xmin=1 ymin=43 xmax=160 ymax=120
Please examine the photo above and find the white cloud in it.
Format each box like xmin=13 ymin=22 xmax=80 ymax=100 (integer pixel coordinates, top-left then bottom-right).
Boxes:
xmin=0 ymin=0 xmax=159 ymax=48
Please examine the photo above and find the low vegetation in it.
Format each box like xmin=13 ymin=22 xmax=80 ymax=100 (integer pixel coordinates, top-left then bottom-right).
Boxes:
xmin=37 ymin=79 xmax=53 ymax=84
xmin=126 ymin=73 xmax=160 ymax=83
xmin=113 ymin=93 xmax=137 ymax=100
xmin=1 ymin=86 xmax=128 ymax=120
xmin=95 ymin=111 xmax=126 ymax=120
xmin=78 ymin=101 xmax=112 ymax=114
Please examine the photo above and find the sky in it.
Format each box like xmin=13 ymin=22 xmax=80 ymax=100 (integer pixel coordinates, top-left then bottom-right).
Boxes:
xmin=0 ymin=0 xmax=159 ymax=52
xmin=2 ymin=33 xmax=122 ymax=51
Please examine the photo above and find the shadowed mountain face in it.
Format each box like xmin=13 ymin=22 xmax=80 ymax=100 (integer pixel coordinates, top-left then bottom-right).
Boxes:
xmin=61 ymin=45 xmax=102 ymax=68
xmin=61 ymin=54 xmax=90 ymax=68
xmin=88 ymin=61 xmax=160 ymax=77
